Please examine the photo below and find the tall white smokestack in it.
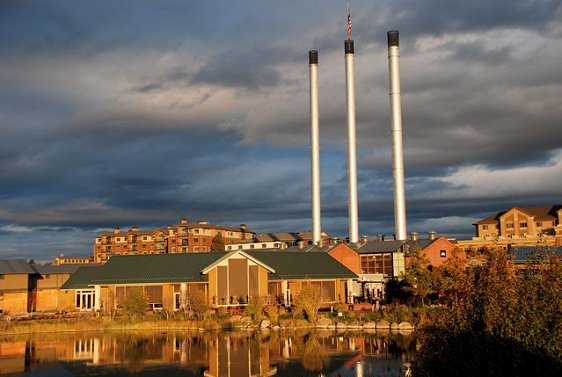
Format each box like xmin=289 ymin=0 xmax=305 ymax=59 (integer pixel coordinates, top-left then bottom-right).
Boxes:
xmin=387 ymin=30 xmax=407 ymax=241
xmin=309 ymin=50 xmax=322 ymax=245
xmin=345 ymin=11 xmax=359 ymax=244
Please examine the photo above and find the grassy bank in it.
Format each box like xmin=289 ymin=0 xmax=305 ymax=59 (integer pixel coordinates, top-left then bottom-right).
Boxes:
xmin=0 ymin=304 xmax=428 ymax=336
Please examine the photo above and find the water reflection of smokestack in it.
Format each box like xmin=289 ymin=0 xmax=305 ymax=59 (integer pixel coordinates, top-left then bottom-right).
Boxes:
xmin=345 ymin=9 xmax=359 ymax=244
xmin=387 ymin=30 xmax=407 ymax=241
xmin=309 ymin=50 xmax=322 ymax=245
xmin=355 ymin=361 xmax=365 ymax=377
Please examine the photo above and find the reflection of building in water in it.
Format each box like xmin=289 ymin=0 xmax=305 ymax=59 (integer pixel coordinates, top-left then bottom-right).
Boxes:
xmin=205 ymin=333 xmax=275 ymax=377
xmin=0 ymin=333 xmax=414 ymax=376
xmin=0 ymin=341 xmax=28 ymax=375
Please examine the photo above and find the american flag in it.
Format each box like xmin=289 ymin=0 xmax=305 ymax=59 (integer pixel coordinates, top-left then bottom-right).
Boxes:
xmin=347 ymin=9 xmax=352 ymax=40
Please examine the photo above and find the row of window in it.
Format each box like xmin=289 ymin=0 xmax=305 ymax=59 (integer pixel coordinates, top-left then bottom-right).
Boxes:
xmin=484 ymin=220 xmax=555 ymax=231
xmin=226 ymin=243 xmax=281 ymax=251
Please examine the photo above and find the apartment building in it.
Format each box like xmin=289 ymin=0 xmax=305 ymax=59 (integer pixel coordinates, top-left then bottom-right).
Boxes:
xmin=93 ymin=219 xmax=255 ymax=263
xmin=458 ymin=205 xmax=562 ymax=251
xmin=226 ymin=231 xmax=340 ymax=251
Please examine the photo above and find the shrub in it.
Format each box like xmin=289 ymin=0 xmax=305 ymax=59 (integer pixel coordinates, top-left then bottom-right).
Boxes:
xmin=189 ymin=290 xmax=210 ymax=320
xmin=293 ymin=285 xmax=322 ymax=324
xmin=264 ymin=305 xmax=280 ymax=325
xmin=245 ymin=297 xmax=267 ymax=323
xmin=122 ymin=290 xmax=148 ymax=321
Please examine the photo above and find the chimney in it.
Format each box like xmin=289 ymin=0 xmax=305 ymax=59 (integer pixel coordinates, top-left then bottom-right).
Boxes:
xmin=167 ymin=225 xmax=173 ymax=236
xmin=240 ymin=223 xmax=247 ymax=230
xmin=180 ymin=218 xmax=188 ymax=225
xmin=131 ymin=226 xmax=138 ymax=232
xmin=427 ymin=230 xmax=437 ymax=240
xmin=113 ymin=227 xmax=120 ymax=234
xmin=377 ymin=234 xmax=384 ymax=242
xmin=409 ymin=232 xmax=418 ymax=241
xmin=345 ymin=12 xmax=359 ymax=244
xmin=309 ymin=49 xmax=322 ymax=245
xmin=361 ymin=235 xmax=369 ymax=244
xmin=387 ymin=30 xmax=407 ymax=241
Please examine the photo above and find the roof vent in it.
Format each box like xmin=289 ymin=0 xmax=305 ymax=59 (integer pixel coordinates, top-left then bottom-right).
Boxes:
xmin=377 ymin=234 xmax=384 ymax=242
xmin=427 ymin=231 xmax=437 ymax=240
xmin=409 ymin=232 xmax=419 ymax=241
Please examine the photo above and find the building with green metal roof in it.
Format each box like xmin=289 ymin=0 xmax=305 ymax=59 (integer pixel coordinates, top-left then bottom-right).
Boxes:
xmin=59 ymin=250 xmax=357 ymax=312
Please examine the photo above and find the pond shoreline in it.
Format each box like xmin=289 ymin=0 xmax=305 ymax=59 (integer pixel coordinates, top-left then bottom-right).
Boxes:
xmin=0 ymin=316 xmax=415 ymax=337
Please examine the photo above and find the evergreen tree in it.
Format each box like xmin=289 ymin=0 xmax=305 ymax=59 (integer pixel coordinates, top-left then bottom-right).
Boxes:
xmin=211 ymin=233 xmax=226 ymax=251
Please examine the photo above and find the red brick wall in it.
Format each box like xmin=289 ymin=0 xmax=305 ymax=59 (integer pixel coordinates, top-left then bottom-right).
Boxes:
xmin=327 ymin=244 xmax=361 ymax=274
xmin=417 ymin=237 xmax=466 ymax=268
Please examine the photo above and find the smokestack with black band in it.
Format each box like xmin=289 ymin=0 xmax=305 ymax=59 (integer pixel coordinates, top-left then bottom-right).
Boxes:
xmin=345 ymin=11 xmax=359 ymax=244
xmin=387 ymin=30 xmax=407 ymax=241
xmin=309 ymin=50 xmax=322 ymax=245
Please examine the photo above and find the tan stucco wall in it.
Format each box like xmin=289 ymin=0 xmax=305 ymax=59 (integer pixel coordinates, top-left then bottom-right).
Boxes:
xmin=162 ymin=284 xmax=174 ymax=311
xmin=259 ymin=267 xmax=268 ymax=297
xmin=2 ymin=291 xmax=28 ymax=314
xmin=208 ymin=269 xmax=217 ymax=306
xmin=35 ymin=289 xmax=59 ymax=311
xmin=36 ymin=274 xmax=71 ymax=289
xmin=35 ymin=289 xmax=74 ymax=312
xmin=0 ymin=274 xmax=29 ymax=291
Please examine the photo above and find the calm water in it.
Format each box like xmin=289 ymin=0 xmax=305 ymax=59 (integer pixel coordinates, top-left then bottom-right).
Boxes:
xmin=0 ymin=330 xmax=416 ymax=377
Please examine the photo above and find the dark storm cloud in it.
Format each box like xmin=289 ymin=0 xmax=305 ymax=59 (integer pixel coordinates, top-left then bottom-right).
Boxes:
xmin=193 ymin=49 xmax=282 ymax=90
xmin=366 ymin=0 xmax=562 ymax=38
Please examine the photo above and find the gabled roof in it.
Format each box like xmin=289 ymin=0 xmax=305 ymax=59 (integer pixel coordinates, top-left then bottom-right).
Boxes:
xmin=403 ymin=239 xmax=437 ymax=255
xmin=60 ymin=251 xmax=357 ymax=289
xmin=473 ymin=205 xmax=562 ymax=225
xmin=60 ymin=266 xmax=104 ymax=290
xmin=201 ymin=250 xmax=275 ymax=274
xmin=248 ymin=251 xmax=357 ymax=280
xmin=0 ymin=259 xmax=36 ymax=274
xmin=90 ymin=253 xmax=225 ymax=285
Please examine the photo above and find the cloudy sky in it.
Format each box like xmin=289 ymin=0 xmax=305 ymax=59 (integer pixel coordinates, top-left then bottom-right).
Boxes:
xmin=1 ymin=1 xmax=561 ymax=260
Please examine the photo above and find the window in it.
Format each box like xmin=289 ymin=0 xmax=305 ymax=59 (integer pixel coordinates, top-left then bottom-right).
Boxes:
xmin=440 ymin=250 xmax=447 ymax=258
xmin=250 ymin=245 xmax=255 ymax=249
xmin=143 ymin=236 xmax=147 ymax=240
xmin=194 ymin=229 xmax=200 ymax=234
xmin=482 ymin=225 xmax=488 ymax=230
xmin=519 ymin=222 xmax=527 ymax=228
xmin=262 ymin=244 xmax=267 ymax=248
xmin=0 ymin=274 xmax=4 ymax=280
xmin=536 ymin=221 xmax=542 ymax=227
xmin=194 ymin=247 xmax=199 ymax=251
xmin=227 ymin=246 xmax=232 ymax=250
xmin=194 ymin=238 xmax=199 ymax=243
xmin=361 ymin=254 xmax=393 ymax=277
xmin=238 ymin=245 xmax=243 ymax=250
xmin=506 ymin=222 xmax=514 ymax=229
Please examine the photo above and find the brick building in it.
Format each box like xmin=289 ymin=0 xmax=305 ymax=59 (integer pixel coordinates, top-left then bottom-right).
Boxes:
xmin=93 ymin=219 xmax=255 ymax=263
